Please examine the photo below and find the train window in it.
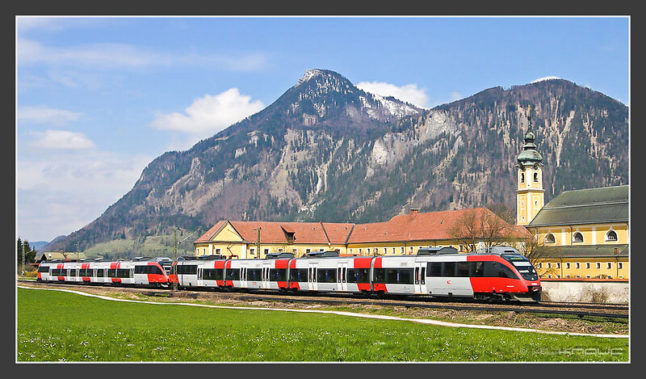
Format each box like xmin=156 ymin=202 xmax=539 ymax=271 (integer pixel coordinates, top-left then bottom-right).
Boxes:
xmin=441 ymin=262 xmax=456 ymax=277
xmin=226 ymin=269 xmax=241 ymax=281
xmin=316 ymin=269 xmax=337 ymax=283
xmin=456 ymin=262 xmax=470 ymax=277
xmin=247 ymin=268 xmax=261 ymax=281
xmin=469 ymin=262 xmax=484 ymax=277
xmin=384 ymin=268 xmax=414 ymax=284
xmin=37 ymin=266 xmax=50 ymax=273
xmin=117 ymin=269 xmax=132 ymax=278
xmin=427 ymin=262 xmax=442 ymax=277
xmin=483 ymin=262 xmax=518 ymax=279
xmin=177 ymin=265 xmax=198 ymax=275
xmin=373 ymin=268 xmax=385 ymax=282
xmin=96 ymin=269 xmax=104 ymax=277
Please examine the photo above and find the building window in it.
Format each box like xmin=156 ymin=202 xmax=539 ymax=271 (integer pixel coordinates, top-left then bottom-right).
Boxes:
xmin=547 ymin=262 xmax=551 ymax=269
xmin=545 ymin=233 xmax=555 ymax=244
xmin=400 ymin=247 xmax=404 ymax=254
xmin=358 ymin=248 xmax=362 ymax=254
xmin=566 ymin=262 xmax=570 ymax=269
xmin=292 ymin=248 xmax=298 ymax=254
xmin=374 ymin=248 xmax=379 ymax=254
xmin=618 ymin=262 xmax=623 ymax=269
xmin=367 ymin=248 xmax=371 ymax=254
xmin=459 ymin=244 xmax=464 ymax=252
xmin=556 ymin=275 xmax=561 ymax=278
xmin=607 ymin=262 xmax=612 ymax=269
xmin=606 ymin=230 xmax=618 ymax=242
xmin=547 ymin=275 xmax=552 ymax=278
xmin=573 ymin=232 xmax=584 ymax=243
xmin=392 ymin=247 xmax=396 ymax=254
xmin=566 ymin=275 xmax=571 ymax=278
xmin=596 ymin=262 xmax=601 ymax=269
xmin=520 ymin=173 xmax=525 ymax=183
xmin=306 ymin=249 xmax=311 ymax=254
xmin=556 ymin=262 xmax=560 ymax=269
xmin=608 ymin=275 xmax=613 ymax=279
xmin=250 ymin=248 xmax=255 ymax=255
xmin=586 ymin=275 xmax=591 ymax=279
xmin=534 ymin=172 xmax=539 ymax=182
xmin=586 ymin=262 xmax=591 ymax=269
xmin=537 ymin=263 xmax=542 ymax=268
xmin=576 ymin=275 xmax=581 ymax=279
xmin=264 ymin=248 xmax=269 ymax=255
xmin=575 ymin=262 xmax=580 ymax=269
xmin=619 ymin=275 xmax=623 ymax=279
xmin=349 ymin=248 xmax=353 ymax=254
xmin=278 ymin=248 xmax=283 ymax=252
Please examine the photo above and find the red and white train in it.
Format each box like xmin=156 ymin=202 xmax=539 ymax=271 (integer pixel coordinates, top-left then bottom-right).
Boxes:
xmin=36 ymin=246 xmax=542 ymax=302
xmin=170 ymin=246 xmax=542 ymax=302
xmin=37 ymin=257 xmax=171 ymax=288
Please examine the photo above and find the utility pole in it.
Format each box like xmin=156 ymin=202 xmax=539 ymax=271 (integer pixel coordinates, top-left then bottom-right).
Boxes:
xmin=21 ymin=241 xmax=25 ymax=276
xmin=253 ymin=227 xmax=261 ymax=259
xmin=173 ymin=228 xmax=177 ymax=291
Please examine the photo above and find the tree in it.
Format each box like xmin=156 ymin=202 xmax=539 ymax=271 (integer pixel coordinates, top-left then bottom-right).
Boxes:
xmin=521 ymin=236 xmax=559 ymax=278
xmin=17 ymin=237 xmax=22 ymax=262
xmin=448 ymin=208 xmax=515 ymax=252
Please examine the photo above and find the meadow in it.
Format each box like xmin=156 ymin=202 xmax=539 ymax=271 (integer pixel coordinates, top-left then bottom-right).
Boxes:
xmin=17 ymin=287 xmax=629 ymax=362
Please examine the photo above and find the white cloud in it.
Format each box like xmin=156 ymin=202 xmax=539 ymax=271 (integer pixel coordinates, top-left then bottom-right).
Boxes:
xmin=17 ymin=151 xmax=153 ymax=241
xmin=149 ymin=88 xmax=264 ymax=139
xmin=29 ymin=130 xmax=95 ymax=150
xmin=18 ymin=106 xmax=82 ymax=125
xmin=17 ymin=37 xmax=269 ymax=71
xmin=356 ymin=81 xmax=430 ymax=108
xmin=531 ymin=76 xmax=561 ymax=83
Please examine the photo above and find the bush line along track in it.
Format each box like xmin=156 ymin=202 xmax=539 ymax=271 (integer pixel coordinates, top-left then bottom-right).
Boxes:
xmin=18 ymin=280 xmax=628 ymax=321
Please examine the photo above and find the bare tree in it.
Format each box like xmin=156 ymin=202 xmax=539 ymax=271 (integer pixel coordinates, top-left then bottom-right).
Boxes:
xmin=521 ymin=236 xmax=559 ymax=277
xmin=449 ymin=208 xmax=514 ymax=252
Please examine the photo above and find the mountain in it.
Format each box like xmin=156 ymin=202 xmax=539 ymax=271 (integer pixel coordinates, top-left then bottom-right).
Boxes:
xmin=39 ymin=235 xmax=67 ymax=252
xmin=48 ymin=69 xmax=629 ymax=253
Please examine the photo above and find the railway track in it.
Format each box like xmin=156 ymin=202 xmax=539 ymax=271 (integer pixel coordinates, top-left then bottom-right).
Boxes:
xmin=18 ymin=280 xmax=628 ymax=320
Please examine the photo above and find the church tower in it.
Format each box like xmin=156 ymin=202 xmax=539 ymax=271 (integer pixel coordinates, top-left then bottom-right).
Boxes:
xmin=516 ymin=112 xmax=544 ymax=225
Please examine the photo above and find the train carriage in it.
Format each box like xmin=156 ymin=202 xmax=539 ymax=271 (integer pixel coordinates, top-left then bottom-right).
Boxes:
xmin=34 ymin=246 xmax=540 ymax=302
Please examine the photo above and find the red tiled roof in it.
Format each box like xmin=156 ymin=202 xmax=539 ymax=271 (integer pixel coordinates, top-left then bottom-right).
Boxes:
xmin=196 ymin=208 xmax=529 ymax=245
xmin=347 ymin=208 xmax=530 ymax=243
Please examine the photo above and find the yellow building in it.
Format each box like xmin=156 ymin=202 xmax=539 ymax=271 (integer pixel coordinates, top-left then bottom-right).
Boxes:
xmin=525 ymin=185 xmax=629 ymax=280
xmin=194 ymin=208 xmax=529 ymax=259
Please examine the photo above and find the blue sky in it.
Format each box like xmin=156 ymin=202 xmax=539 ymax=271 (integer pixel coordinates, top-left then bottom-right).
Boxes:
xmin=16 ymin=16 xmax=630 ymax=242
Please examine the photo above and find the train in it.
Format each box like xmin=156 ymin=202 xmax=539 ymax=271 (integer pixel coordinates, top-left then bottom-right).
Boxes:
xmin=36 ymin=246 xmax=542 ymax=302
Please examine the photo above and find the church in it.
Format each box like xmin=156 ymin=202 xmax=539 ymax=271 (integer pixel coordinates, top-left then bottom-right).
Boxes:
xmin=514 ymin=125 xmax=629 ymax=281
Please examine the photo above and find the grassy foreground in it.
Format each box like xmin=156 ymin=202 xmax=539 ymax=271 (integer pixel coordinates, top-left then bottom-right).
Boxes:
xmin=17 ymin=288 xmax=628 ymax=362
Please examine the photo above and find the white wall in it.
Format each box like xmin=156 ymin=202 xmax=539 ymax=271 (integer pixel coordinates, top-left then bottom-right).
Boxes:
xmin=541 ymin=281 xmax=629 ymax=304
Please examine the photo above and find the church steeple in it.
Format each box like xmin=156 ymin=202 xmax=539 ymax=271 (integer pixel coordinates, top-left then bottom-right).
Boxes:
xmin=516 ymin=106 xmax=545 ymax=225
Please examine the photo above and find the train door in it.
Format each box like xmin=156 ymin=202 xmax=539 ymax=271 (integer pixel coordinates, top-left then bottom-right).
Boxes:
xmin=307 ymin=264 xmax=318 ymax=291
xmin=337 ymin=262 xmax=348 ymax=292
xmin=261 ymin=263 xmax=271 ymax=289
xmin=197 ymin=266 xmax=204 ymax=287
xmin=240 ymin=266 xmax=248 ymax=288
xmin=414 ymin=262 xmax=426 ymax=294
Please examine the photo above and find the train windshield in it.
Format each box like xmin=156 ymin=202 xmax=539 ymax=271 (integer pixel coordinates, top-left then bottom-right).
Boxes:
xmin=501 ymin=254 xmax=538 ymax=281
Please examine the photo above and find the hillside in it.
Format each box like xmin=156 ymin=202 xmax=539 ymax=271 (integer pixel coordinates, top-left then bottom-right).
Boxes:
xmin=47 ymin=70 xmax=629 ymax=255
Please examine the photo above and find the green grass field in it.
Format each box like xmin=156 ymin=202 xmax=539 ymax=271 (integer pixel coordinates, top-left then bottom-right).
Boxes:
xmin=17 ymin=288 xmax=629 ymax=362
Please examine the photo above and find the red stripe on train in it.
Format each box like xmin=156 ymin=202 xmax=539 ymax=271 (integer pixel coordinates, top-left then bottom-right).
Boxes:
xmin=353 ymin=257 xmax=373 ymax=269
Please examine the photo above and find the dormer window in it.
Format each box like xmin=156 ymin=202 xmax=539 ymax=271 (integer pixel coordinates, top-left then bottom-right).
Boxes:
xmin=545 ymin=233 xmax=555 ymax=244
xmin=573 ymin=232 xmax=584 ymax=243
xmin=606 ymin=230 xmax=618 ymax=242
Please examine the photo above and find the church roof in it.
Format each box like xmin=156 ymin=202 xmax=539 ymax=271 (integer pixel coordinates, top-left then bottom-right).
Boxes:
xmin=534 ymin=244 xmax=628 ymax=258
xmin=528 ymin=185 xmax=628 ymax=227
